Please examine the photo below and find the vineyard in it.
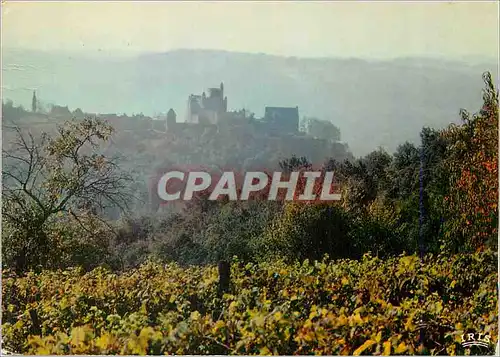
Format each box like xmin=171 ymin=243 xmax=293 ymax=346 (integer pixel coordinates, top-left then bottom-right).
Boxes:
xmin=2 ymin=251 xmax=497 ymax=355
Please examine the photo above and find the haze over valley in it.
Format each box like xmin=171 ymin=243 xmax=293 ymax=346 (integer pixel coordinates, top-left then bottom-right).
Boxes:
xmin=2 ymin=47 xmax=496 ymax=155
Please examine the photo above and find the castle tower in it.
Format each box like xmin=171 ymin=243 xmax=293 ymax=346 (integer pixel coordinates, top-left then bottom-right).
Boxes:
xmin=185 ymin=83 xmax=227 ymax=125
xmin=166 ymin=108 xmax=177 ymax=130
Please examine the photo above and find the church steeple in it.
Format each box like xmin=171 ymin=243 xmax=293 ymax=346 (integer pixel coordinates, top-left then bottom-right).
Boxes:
xmin=31 ymin=90 xmax=37 ymax=113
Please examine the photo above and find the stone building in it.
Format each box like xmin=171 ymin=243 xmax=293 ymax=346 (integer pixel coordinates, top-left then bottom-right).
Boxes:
xmin=186 ymin=82 xmax=227 ymax=124
xmin=263 ymin=106 xmax=299 ymax=134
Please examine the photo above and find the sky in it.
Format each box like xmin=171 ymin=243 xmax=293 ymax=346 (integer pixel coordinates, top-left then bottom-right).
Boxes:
xmin=1 ymin=1 xmax=499 ymax=60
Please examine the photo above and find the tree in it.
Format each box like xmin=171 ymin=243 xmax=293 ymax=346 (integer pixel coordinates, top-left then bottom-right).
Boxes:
xmin=417 ymin=127 xmax=451 ymax=253
xmin=258 ymin=202 xmax=353 ymax=261
xmin=387 ymin=142 xmax=420 ymax=199
xmin=304 ymin=117 xmax=341 ymax=141
xmin=279 ymin=155 xmax=311 ymax=173
xmin=2 ymin=117 xmax=134 ymax=272
xmin=2 ymin=100 xmax=26 ymax=122
xmin=73 ymin=108 xmax=85 ymax=119
xmin=327 ymin=149 xmax=391 ymax=215
xmin=441 ymin=72 xmax=498 ymax=252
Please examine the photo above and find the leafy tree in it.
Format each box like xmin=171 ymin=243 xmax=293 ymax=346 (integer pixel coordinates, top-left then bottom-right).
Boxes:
xmin=202 ymin=201 xmax=280 ymax=263
xmin=361 ymin=148 xmax=392 ymax=194
xmin=279 ymin=155 xmax=311 ymax=173
xmin=417 ymin=127 xmax=451 ymax=252
xmin=304 ymin=117 xmax=341 ymax=141
xmin=73 ymin=108 xmax=85 ymax=119
xmin=327 ymin=149 xmax=391 ymax=216
xmin=441 ymin=72 xmax=498 ymax=252
xmin=2 ymin=100 xmax=27 ymax=122
xmin=258 ymin=202 xmax=353 ymax=261
xmin=2 ymin=117 xmax=134 ymax=272
xmin=386 ymin=142 xmax=420 ymax=199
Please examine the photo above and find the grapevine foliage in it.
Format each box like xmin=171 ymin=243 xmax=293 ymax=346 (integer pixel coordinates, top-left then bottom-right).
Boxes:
xmin=2 ymin=252 xmax=497 ymax=355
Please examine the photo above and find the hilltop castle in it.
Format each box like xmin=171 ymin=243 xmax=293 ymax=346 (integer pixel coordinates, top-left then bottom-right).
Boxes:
xmin=169 ymin=82 xmax=299 ymax=134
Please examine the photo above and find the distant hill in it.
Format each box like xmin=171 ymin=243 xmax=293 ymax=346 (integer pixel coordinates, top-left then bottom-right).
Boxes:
xmin=2 ymin=48 xmax=496 ymax=155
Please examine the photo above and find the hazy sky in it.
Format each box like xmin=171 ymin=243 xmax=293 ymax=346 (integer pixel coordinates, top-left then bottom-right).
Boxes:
xmin=2 ymin=1 xmax=499 ymax=59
